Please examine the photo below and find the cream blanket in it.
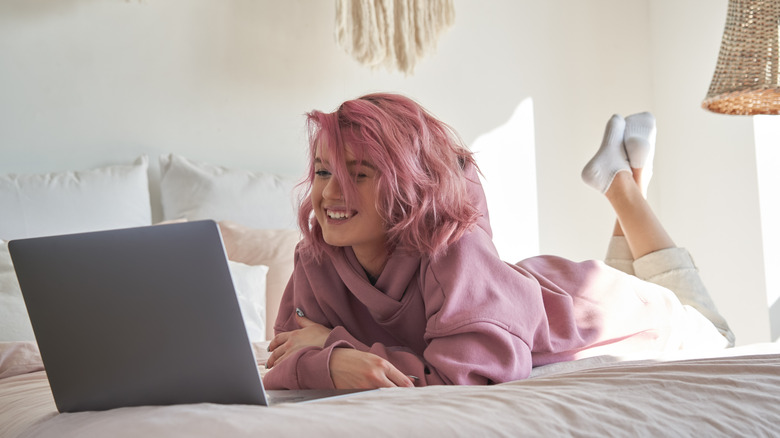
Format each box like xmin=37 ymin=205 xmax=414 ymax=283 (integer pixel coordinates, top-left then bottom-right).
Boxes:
xmin=2 ymin=341 xmax=779 ymax=438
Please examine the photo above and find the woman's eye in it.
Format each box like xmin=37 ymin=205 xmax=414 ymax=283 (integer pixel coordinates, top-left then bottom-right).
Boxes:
xmin=353 ymin=168 xmax=372 ymax=180
xmin=315 ymin=169 xmax=331 ymax=178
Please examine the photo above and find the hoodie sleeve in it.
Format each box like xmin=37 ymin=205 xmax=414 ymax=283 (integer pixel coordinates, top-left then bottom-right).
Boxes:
xmin=264 ymin=250 xmax=376 ymax=390
xmin=330 ymin=328 xmax=534 ymax=386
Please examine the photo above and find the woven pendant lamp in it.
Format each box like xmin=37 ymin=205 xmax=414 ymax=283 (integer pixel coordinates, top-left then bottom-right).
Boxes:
xmin=702 ymin=0 xmax=780 ymax=115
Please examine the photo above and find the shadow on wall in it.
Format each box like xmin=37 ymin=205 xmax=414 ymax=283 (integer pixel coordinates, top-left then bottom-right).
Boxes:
xmin=471 ymin=97 xmax=538 ymax=264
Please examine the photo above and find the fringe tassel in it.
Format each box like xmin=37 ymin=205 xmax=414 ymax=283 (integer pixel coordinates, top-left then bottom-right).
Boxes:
xmin=335 ymin=0 xmax=455 ymax=75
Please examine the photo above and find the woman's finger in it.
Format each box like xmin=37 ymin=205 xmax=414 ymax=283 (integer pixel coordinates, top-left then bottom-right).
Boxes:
xmin=267 ymin=332 xmax=290 ymax=352
xmin=385 ymin=364 xmax=414 ymax=388
xmin=295 ymin=314 xmax=315 ymax=328
xmin=266 ymin=342 xmax=288 ymax=369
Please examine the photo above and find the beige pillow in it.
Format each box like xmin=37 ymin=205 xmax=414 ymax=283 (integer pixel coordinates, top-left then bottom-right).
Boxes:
xmin=218 ymin=221 xmax=300 ymax=339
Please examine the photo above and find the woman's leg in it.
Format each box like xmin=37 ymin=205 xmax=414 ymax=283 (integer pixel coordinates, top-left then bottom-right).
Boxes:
xmin=612 ymin=168 xmax=734 ymax=345
xmin=605 ymin=234 xmax=634 ymax=275
xmin=605 ymin=172 xmax=674 ymax=259
xmin=604 ymin=172 xmax=650 ymax=274
xmin=602 ymin=113 xmax=656 ymax=274
xmin=631 ymin=244 xmax=734 ymax=346
xmin=584 ymin=114 xmax=734 ymax=346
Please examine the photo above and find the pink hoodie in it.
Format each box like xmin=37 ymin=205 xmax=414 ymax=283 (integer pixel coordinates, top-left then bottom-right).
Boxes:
xmin=264 ymin=167 xmax=678 ymax=389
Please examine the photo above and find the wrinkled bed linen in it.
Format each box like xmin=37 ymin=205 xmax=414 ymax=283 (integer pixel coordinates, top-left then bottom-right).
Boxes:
xmin=1 ymin=341 xmax=778 ymax=438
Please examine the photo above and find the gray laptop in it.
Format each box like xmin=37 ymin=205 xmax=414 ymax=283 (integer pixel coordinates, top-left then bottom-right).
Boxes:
xmin=9 ymin=220 xmax=367 ymax=412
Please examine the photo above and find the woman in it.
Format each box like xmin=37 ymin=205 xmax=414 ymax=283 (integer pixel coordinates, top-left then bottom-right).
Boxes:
xmin=263 ymin=93 xmax=733 ymax=390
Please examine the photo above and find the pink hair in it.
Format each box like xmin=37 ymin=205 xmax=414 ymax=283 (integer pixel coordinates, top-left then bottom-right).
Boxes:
xmin=297 ymin=93 xmax=480 ymax=259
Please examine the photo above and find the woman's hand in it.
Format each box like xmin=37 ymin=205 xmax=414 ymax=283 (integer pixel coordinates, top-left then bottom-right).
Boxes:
xmin=329 ymin=348 xmax=414 ymax=389
xmin=266 ymin=313 xmax=332 ymax=369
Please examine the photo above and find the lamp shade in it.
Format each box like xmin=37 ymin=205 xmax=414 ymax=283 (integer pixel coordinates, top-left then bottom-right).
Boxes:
xmin=702 ymin=0 xmax=780 ymax=115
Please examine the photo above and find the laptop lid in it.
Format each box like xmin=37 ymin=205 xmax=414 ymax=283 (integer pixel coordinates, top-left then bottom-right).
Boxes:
xmin=9 ymin=220 xmax=269 ymax=412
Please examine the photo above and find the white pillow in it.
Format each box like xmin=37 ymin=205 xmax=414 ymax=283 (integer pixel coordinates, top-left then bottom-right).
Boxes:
xmin=0 ymin=156 xmax=152 ymax=240
xmin=159 ymin=154 xmax=298 ymax=230
xmin=228 ymin=261 xmax=269 ymax=343
xmin=0 ymin=240 xmax=269 ymax=343
xmin=0 ymin=240 xmax=34 ymax=342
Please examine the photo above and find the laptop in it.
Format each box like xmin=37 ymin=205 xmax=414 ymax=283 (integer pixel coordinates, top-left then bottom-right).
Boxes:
xmin=9 ymin=220 xmax=369 ymax=412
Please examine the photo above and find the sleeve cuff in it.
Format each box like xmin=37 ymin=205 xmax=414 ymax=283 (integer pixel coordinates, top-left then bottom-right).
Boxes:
xmin=325 ymin=326 xmax=371 ymax=351
xmin=294 ymin=346 xmax=337 ymax=389
xmin=263 ymin=332 xmax=370 ymax=389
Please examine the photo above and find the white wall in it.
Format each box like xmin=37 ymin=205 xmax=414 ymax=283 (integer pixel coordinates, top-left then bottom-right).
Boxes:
xmin=0 ymin=0 xmax=770 ymax=344
xmin=754 ymin=116 xmax=780 ymax=341
xmin=648 ymin=0 xmax=770 ymax=344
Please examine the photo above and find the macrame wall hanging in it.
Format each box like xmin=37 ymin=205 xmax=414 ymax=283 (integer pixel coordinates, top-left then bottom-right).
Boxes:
xmin=335 ymin=0 xmax=455 ymax=75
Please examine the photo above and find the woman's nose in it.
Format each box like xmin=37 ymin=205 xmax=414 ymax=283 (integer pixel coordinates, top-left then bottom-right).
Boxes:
xmin=323 ymin=177 xmax=343 ymax=200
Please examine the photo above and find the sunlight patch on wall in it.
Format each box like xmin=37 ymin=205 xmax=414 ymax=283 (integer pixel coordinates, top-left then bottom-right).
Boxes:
xmin=753 ymin=115 xmax=780 ymax=341
xmin=471 ymin=98 xmax=538 ymax=264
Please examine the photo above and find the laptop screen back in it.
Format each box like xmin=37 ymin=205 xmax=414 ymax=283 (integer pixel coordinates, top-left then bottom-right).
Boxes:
xmin=9 ymin=220 xmax=267 ymax=412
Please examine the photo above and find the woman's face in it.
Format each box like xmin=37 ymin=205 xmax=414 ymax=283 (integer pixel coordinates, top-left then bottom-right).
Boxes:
xmin=311 ymin=144 xmax=387 ymax=264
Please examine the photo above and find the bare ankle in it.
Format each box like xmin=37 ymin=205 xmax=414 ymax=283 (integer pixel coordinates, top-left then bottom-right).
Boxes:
xmin=631 ymin=168 xmax=648 ymax=198
xmin=604 ymin=170 xmax=635 ymax=200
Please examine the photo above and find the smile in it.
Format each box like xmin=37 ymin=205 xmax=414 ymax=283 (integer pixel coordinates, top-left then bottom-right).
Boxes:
xmin=326 ymin=208 xmax=357 ymax=220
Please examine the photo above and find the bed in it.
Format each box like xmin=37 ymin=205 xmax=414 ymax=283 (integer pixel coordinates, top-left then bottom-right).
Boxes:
xmin=2 ymin=155 xmax=780 ymax=437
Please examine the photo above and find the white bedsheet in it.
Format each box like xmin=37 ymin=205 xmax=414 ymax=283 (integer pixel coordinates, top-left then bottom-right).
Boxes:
xmin=1 ymin=342 xmax=779 ymax=438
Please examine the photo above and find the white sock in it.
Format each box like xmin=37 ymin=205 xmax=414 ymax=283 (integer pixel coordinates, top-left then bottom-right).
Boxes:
xmin=624 ymin=112 xmax=656 ymax=196
xmin=582 ymin=114 xmax=629 ymax=194
xmin=624 ymin=112 xmax=656 ymax=169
